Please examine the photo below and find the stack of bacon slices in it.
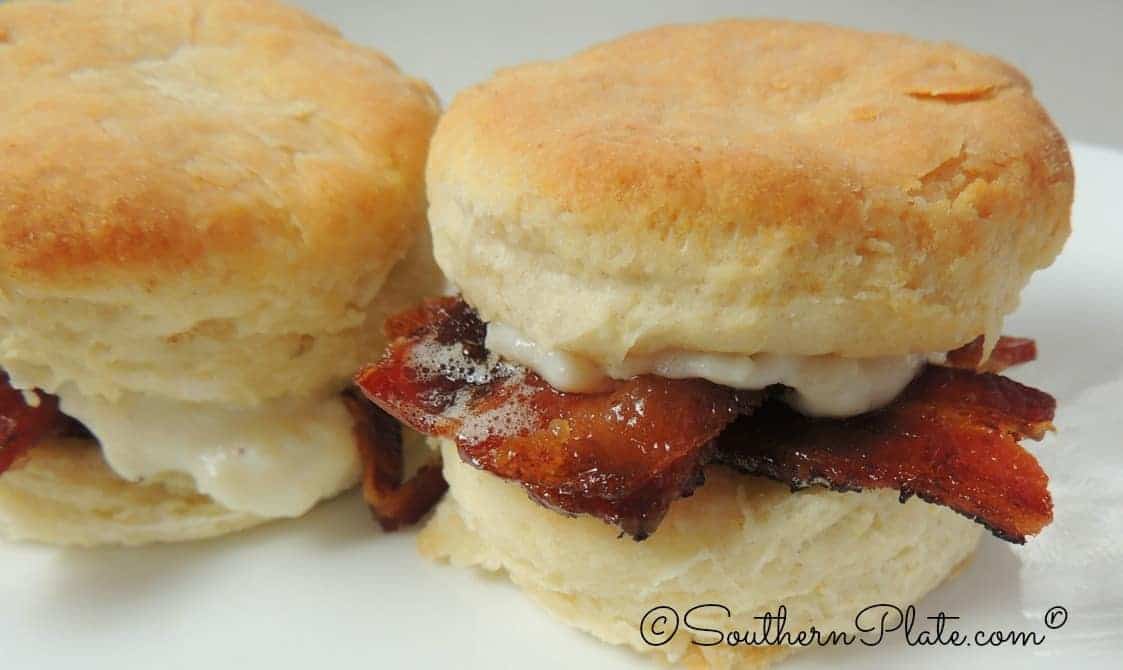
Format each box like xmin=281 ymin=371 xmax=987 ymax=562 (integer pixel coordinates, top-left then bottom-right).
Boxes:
xmin=355 ymin=297 xmax=1056 ymax=543
xmin=0 ymin=299 xmax=1056 ymax=542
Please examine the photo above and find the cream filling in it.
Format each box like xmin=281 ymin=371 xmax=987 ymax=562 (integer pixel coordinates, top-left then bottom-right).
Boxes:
xmin=55 ymin=387 xmax=360 ymax=518
xmin=486 ymin=323 xmax=943 ymax=418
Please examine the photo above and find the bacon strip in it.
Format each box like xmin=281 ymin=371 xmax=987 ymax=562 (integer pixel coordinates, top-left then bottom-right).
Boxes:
xmin=714 ymin=366 xmax=1054 ymax=543
xmin=357 ymin=298 xmax=1055 ymax=542
xmin=343 ymin=391 xmax=448 ymax=531
xmin=356 ymin=298 xmax=755 ymax=538
xmin=0 ymin=371 xmax=78 ymax=475
xmin=945 ymin=335 xmax=1038 ymax=372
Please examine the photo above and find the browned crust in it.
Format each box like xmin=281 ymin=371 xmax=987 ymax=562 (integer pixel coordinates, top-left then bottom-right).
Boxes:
xmin=0 ymin=0 xmax=438 ymax=287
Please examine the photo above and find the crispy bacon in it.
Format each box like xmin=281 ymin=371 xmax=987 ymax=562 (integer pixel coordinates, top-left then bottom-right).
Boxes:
xmin=356 ymin=298 xmax=755 ymax=538
xmin=357 ymin=297 xmax=1055 ymax=542
xmin=715 ymin=367 xmax=1054 ymax=543
xmin=343 ymin=391 xmax=448 ymax=531
xmin=0 ymin=371 xmax=79 ymax=475
xmin=945 ymin=335 xmax=1038 ymax=373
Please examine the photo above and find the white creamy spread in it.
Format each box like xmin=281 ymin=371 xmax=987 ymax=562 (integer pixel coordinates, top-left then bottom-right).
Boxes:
xmin=56 ymin=387 xmax=360 ymax=518
xmin=486 ymin=322 xmax=942 ymax=417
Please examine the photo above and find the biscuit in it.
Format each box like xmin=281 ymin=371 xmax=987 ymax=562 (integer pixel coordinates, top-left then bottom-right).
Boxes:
xmin=427 ymin=20 xmax=1072 ymax=365
xmin=0 ymin=0 xmax=441 ymax=404
xmin=421 ymin=439 xmax=983 ymax=670
xmin=0 ymin=0 xmax=441 ymax=543
xmin=0 ymin=438 xmax=265 ymax=546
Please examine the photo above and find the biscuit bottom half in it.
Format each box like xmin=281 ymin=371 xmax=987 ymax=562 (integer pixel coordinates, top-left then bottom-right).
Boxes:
xmin=0 ymin=438 xmax=267 ymax=546
xmin=420 ymin=439 xmax=982 ymax=670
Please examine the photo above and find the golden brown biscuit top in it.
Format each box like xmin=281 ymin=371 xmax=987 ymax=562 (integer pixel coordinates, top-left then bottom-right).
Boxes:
xmin=429 ymin=19 xmax=1071 ymax=242
xmin=0 ymin=0 xmax=439 ymax=287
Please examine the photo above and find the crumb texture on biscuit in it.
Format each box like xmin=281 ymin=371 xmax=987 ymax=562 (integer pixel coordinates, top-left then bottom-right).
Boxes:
xmin=428 ymin=20 xmax=1073 ymax=363
xmin=0 ymin=0 xmax=442 ymax=404
xmin=420 ymin=439 xmax=983 ymax=670
xmin=0 ymin=438 xmax=266 ymax=546
xmin=0 ymin=0 xmax=436 ymax=283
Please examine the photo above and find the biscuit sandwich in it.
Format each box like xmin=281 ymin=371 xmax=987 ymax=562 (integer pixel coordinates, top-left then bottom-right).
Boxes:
xmin=0 ymin=0 xmax=441 ymax=545
xmin=355 ymin=20 xmax=1073 ymax=669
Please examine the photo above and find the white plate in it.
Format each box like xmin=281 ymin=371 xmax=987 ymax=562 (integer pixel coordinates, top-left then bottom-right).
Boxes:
xmin=2 ymin=143 xmax=1121 ymax=668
